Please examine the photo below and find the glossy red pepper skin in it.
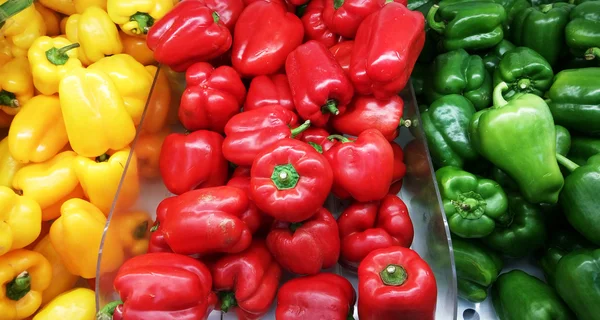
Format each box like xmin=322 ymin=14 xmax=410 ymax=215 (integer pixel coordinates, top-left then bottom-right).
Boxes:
xmin=200 ymin=0 xmax=245 ymax=31
xmin=232 ymin=1 xmax=304 ymax=77
xmin=227 ymin=166 xmax=274 ymax=236
xmin=222 ymin=105 xmax=307 ymax=167
xmin=350 ymin=2 xmax=425 ymax=99
xmin=338 ymin=195 xmax=414 ymax=269
xmin=147 ymin=0 xmax=232 ymax=72
xmin=149 ymin=186 xmax=254 ymax=255
xmin=286 ymin=40 xmax=354 ymax=127
xmin=266 ymin=207 xmax=340 ymax=274
xmin=388 ymin=142 xmax=406 ymax=194
xmin=109 ymin=253 xmax=217 ymax=320
xmin=212 ymin=240 xmax=282 ymax=320
xmin=331 ymin=95 xmax=404 ymax=141
xmin=297 ymin=127 xmax=337 ymax=153
xmin=179 ymin=62 xmax=246 ymax=133
xmin=243 ymin=0 xmax=296 ymax=12
xmin=159 ymin=130 xmax=228 ymax=195
xmin=358 ymin=246 xmax=437 ymax=320
xmin=301 ymin=0 xmax=342 ymax=49
xmin=251 ymin=138 xmax=333 ymax=222
xmin=276 ymin=273 xmax=356 ymax=320
xmin=330 ymin=40 xmax=353 ymax=75
xmin=244 ymin=74 xmax=295 ymax=112
xmin=325 ymin=129 xmax=394 ymax=201
xmin=322 ymin=0 xmax=407 ymax=39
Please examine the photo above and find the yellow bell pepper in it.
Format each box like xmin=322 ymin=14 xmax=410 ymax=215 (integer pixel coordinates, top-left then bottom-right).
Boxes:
xmin=41 ymin=185 xmax=85 ymax=221
xmin=63 ymin=14 xmax=92 ymax=66
xmin=59 ymin=17 xmax=68 ymax=35
xmin=28 ymin=37 xmax=82 ymax=96
xmin=58 ymin=68 xmax=136 ymax=158
xmin=49 ymin=198 xmax=124 ymax=279
xmin=38 ymin=0 xmax=76 ymax=15
xmin=74 ymin=0 xmax=107 ymax=14
xmin=0 ymin=0 xmax=46 ymax=57
xmin=8 ymin=95 xmax=68 ymax=163
xmin=107 ymin=0 xmax=173 ymax=36
xmin=33 ymin=288 xmax=95 ymax=320
xmin=143 ymin=65 xmax=172 ymax=133
xmin=74 ymin=148 xmax=140 ymax=215
xmin=0 ymin=187 xmax=41 ymax=256
xmin=77 ymin=7 xmax=122 ymax=63
xmin=88 ymin=54 xmax=153 ymax=125
xmin=32 ymin=235 xmax=79 ymax=306
xmin=33 ymin=3 xmax=60 ymax=37
xmin=0 ymin=137 xmax=22 ymax=187
xmin=119 ymin=31 xmax=155 ymax=65
xmin=25 ymin=221 xmax=52 ymax=251
xmin=12 ymin=151 xmax=80 ymax=212
xmin=0 ymin=249 xmax=52 ymax=320
xmin=0 ymin=36 xmax=13 ymax=69
xmin=112 ymin=210 xmax=152 ymax=256
xmin=135 ymin=129 xmax=167 ymax=179
xmin=0 ymin=57 xmax=34 ymax=116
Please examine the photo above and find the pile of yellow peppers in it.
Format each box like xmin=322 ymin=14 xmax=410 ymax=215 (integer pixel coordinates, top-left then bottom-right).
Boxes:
xmin=0 ymin=0 xmax=175 ymax=318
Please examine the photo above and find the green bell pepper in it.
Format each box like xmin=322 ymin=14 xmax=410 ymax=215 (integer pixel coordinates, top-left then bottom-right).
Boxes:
xmin=424 ymin=49 xmax=493 ymax=110
xmin=453 ymin=237 xmax=503 ymax=303
xmin=493 ymin=270 xmax=576 ymax=320
xmin=555 ymin=249 xmax=600 ymax=320
xmin=408 ymin=0 xmax=436 ymax=16
xmin=539 ymin=228 xmax=594 ymax=288
xmin=482 ymin=39 xmax=517 ymax=74
xmin=556 ymin=154 xmax=600 ymax=245
xmin=436 ymin=166 xmax=509 ymax=238
xmin=426 ymin=0 xmax=507 ymax=51
xmin=482 ymin=194 xmax=547 ymax=258
xmin=555 ymin=125 xmax=572 ymax=157
xmin=510 ymin=3 xmax=574 ymax=66
xmin=493 ymin=0 xmax=532 ymax=37
xmin=493 ymin=47 xmax=554 ymax=100
xmin=565 ymin=1 xmax=600 ymax=59
xmin=547 ymin=68 xmax=600 ymax=136
xmin=411 ymin=63 xmax=427 ymax=98
xmin=421 ymin=95 xmax=478 ymax=168
xmin=568 ymin=136 xmax=600 ymax=165
xmin=470 ymin=82 xmax=564 ymax=204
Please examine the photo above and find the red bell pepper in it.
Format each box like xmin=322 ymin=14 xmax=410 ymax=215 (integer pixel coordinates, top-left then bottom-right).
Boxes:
xmin=358 ymin=247 xmax=437 ymax=320
xmin=296 ymin=127 xmax=337 ymax=153
xmin=227 ymin=166 xmax=274 ymax=235
xmin=96 ymin=252 xmax=217 ymax=320
xmin=159 ymin=130 xmax=228 ymax=195
xmin=232 ymin=1 xmax=304 ymax=77
xmin=212 ymin=240 xmax=282 ymax=320
xmin=338 ymin=194 xmax=414 ymax=269
xmin=388 ymin=142 xmax=406 ymax=195
xmin=276 ymin=273 xmax=356 ymax=320
xmin=200 ymin=0 xmax=245 ymax=31
xmin=222 ymin=105 xmax=310 ymax=166
xmin=330 ymin=40 xmax=353 ymax=75
xmin=266 ymin=207 xmax=340 ymax=274
xmin=350 ymin=2 xmax=425 ymax=99
xmin=244 ymin=74 xmax=295 ymax=112
xmin=147 ymin=0 xmax=232 ymax=72
xmin=149 ymin=186 xmax=255 ymax=255
xmin=331 ymin=95 xmax=408 ymax=141
xmin=300 ymin=0 xmax=342 ymax=49
xmin=251 ymin=138 xmax=333 ymax=222
xmin=286 ymin=40 xmax=354 ymax=127
xmin=322 ymin=0 xmax=407 ymax=39
xmin=325 ymin=129 xmax=394 ymax=201
xmin=243 ymin=0 xmax=296 ymax=12
xmin=179 ymin=62 xmax=246 ymax=133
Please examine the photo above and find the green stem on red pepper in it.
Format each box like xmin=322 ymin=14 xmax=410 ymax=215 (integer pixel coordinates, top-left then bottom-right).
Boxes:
xmin=150 ymin=221 xmax=159 ymax=232
xmin=334 ymin=0 xmax=344 ymax=10
xmin=321 ymin=99 xmax=340 ymax=115
xmin=212 ymin=11 xmax=220 ymax=24
xmin=6 ymin=271 xmax=31 ymax=301
xmin=426 ymin=5 xmax=445 ymax=33
xmin=327 ymin=134 xmax=352 ymax=143
xmin=0 ymin=89 xmax=18 ymax=108
xmin=219 ymin=291 xmax=238 ymax=313
xmin=379 ymin=264 xmax=407 ymax=286
xmin=130 ymin=12 xmax=155 ymax=34
xmin=96 ymin=300 xmax=124 ymax=320
xmin=45 ymin=43 xmax=80 ymax=66
xmin=290 ymin=120 xmax=311 ymax=138
xmin=133 ymin=221 xmax=149 ymax=239
xmin=308 ymin=142 xmax=323 ymax=153
xmin=289 ymin=222 xmax=303 ymax=233
xmin=556 ymin=153 xmax=579 ymax=172
xmin=271 ymin=164 xmax=300 ymax=190
xmin=585 ymin=47 xmax=600 ymax=61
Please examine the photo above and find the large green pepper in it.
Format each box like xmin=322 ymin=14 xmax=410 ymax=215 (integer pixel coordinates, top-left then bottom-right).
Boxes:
xmin=470 ymin=82 xmax=564 ymax=204
xmin=510 ymin=3 xmax=574 ymax=66
xmin=482 ymin=194 xmax=547 ymax=257
xmin=426 ymin=0 xmax=507 ymax=51
xmin=424 ymin=49 xmax=493 ymax=110
xmin=565 ymin=2 xmax=600 ymax=59
xmin=555 ymin=249 xmax=600 ymax=320
xmin=436 ymin=166 xmax=509 ymax=238
xmin=556 ymin=154 xmax=600 ymax=245
xmin=453 ymin=237 xmax=503 ymax=302
xmin=539 ymin=229 xmax=594 ymax=288
xmin=421 ymin=95 xmax=478 ymax=168
xmin=493 ymin=0 xmax=532 ymax=37
xmin=568 ymin=136 xmax=600 ymax=165
xmin=547 ymin=68 xmax=600 ymax=136
xmin=482 ymin=39 xmax=517 ymax=74
xmin=492 ymin=270 xmax=576 ymax=320
xmin=493 ymin=47 xmax=554 ymax=100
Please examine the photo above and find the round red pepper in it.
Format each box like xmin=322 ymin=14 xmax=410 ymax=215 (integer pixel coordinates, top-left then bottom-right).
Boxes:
xmin=227 ymin=166 xmax=274 ymax=236
xmin=244 ymin=74 xmax=295 ymax=112
xmin=329 ymin=40 xmax=353 ymax=76
xmin=389 ymin=141 xmax=407 ymax=194
xmin=300 ymin=0 xmax=343 ymax=49
xmin=296 ymin=127 xmax=338 ymax=154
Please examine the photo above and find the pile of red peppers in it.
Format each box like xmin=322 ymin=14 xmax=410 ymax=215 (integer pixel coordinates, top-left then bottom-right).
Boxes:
xmin=97 ymin=0 xmax=439 ymax=319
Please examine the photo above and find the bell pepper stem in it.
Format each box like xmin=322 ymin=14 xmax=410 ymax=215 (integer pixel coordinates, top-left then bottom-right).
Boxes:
xmin=212 ymin=11 xmax=220 ymax=24
xmin=45 ymin=43 xmax=80 ymax=66
xmin=379 ymin=264 xmax=407 ymax=286
xmin=96 ymin=154 xmax=110 ymax=162
xmin=0 ymin=0 xmax=33 ymax=28
xmin=271 ymin=164 xmax=300 ymax=190
xmin=540 ymin=4 xmax=553 ymax=13
xmin=328 ymin=134 xmax=352 ymax=143
xmin=130 ymin=12 xmax=155 ymax=35
xmin=585 ymin=47 xmax=600 ymax=61
xmin=133 ymin=220 xmax=149 ymax=239
xmin=517 ymin=78 xmax=531 ymax=90
xmin=334 ymin=0 xmax=344 ymax=9
xmin=6 ymin=271 xmax=31 ymax=301
xmin=426 ymin=5 xmax=445 ymax=34
xmin=289 ymin=222 xmax=303 ymax=233
xmin=150 ymin=221 xmax=159 ymax=232
xmin=96 ymin=300 xmax=123 ymax=320
xmin=295 ymin=3 xmax=308 ymax=17
xmin=322 ymin=99 xmax=340 ymax=115
xmin=219 ymin=291 xmax=237 ymax=313
xmin=290 ymin=120 xmax=311 ymax=138
xmin=400 ymin=118 xmax=412 ymax=128
xmin=556 ymin=154 xmax=579 ymax=173
xmin=308 ymin=142 xmax=323 ymax=153
xmin=493 ymin=82 xmax=509 ymax=107
xmin=0 ymin=89 xmax=18 ymax=108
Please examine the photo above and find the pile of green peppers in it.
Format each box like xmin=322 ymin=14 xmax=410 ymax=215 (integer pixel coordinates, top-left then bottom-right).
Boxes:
xmin=410 ymin=0 xmax=600 ymax=318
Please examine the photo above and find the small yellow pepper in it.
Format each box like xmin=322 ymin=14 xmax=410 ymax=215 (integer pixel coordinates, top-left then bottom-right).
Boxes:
xmin=33 ymin=288 xmax=95 ymax=320
xmin=8 ymin=95 xmax=68 ymax=163
xmin=0 ymin=187 xmax=41 ymax=256
xmin=38 ymin=0 xmax=76 ymax=15
xmin=107 ymin=0 xmax=173 ymax=36
xmin=112 ymin=210 xmax=152 ymax=256
xmin=49 ymin=199 xmax=124 ymax=279
xmin=0 ymin=36 xmax=13 ymax=69
xmin=75 ymin=148 xmax=140 ymax=215
xmin=75 ymin=0 xmax=107 ymax=14
xmin=12 ymin=151 xmax=80 ymax=212
xmin=135 ymin=129 xmax=168 ymax=179
xmin=89 ymin=54 xmax=154 ymax=125
xmin=119 ymin=31 xmax=155 ymax=65
xmin=0 ymin=249 xmax=52 ymax=320
xmin=58 ymin=68 xmax=136 ymax=158
xmin=0 ymin=57 xmax=34 ymax=115
xmin=33 ymin=3 xmax=60 ymax=37
xmin=64 ymin=14 xmax=92 ymax=66
xmin=77 ymin=7 xmax=122 ymax=63
xmin=41 ymin=185 xmax=85 ymax=221
xmin=143 ymin=65 xmax=172 ymax=133
xmin=0 ymin=137 xmax=22 ymax=187
xmin=0 ymin=0 xmax=46 ymax=57
xmin=28 ymin=37 xmax=82 ymax=96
